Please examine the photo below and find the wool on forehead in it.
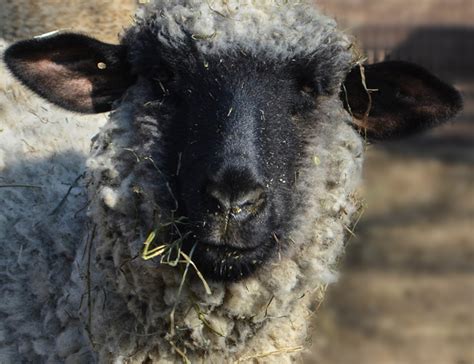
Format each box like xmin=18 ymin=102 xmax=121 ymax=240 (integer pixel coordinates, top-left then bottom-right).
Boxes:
xmin=133 ymin=0 xmax=352 ymax=60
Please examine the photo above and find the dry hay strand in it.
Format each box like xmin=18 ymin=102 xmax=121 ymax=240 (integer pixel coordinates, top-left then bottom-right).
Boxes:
xmin=141 ymin=214 xmax=213 ymax=360
xmin=140 ymin=216 xmax=211 ymax=295
xmin=234 ymin=345 xmax=304 ymax=363
xmin=193 ymin=303 xmax=226 ymax=337
xmin=0 ymin=184 xmax=43 ymax=189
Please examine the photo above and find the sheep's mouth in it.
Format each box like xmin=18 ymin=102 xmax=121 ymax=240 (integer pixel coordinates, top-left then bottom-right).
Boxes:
xmin=177 ymin=197 xmax=278 ymax=281
xmin=198 ymin=240 xmax=258 ymax=252
xmin=186 ymin=238 xmax=274 ymax=282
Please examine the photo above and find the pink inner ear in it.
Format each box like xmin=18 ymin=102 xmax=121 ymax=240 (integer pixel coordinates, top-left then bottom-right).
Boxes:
xmin=5 ymin=33 xmax=132 ymax=113
xmin=31 ymin=59 xmax=94 ymax=110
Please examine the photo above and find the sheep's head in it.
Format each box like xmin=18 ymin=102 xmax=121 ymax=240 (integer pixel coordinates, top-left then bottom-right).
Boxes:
xmin=4 ymin=3 xmax=462 ymax=283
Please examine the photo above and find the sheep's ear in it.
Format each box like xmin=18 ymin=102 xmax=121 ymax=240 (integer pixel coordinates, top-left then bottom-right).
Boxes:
xmin=4 ymin=33 xmax=134 ymax=113
xmin=341 ymin=61 xmax=462 ymax=140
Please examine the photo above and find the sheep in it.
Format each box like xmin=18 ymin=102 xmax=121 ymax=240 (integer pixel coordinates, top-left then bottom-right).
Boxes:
xmin=0 ymin=0 xmax=462 ymax=363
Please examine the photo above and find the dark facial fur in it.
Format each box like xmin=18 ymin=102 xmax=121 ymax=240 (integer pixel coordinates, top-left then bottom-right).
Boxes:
xmin=127 ymin=40 xmax=322 ymax=281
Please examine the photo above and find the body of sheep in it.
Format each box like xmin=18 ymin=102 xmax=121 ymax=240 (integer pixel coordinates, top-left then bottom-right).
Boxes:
xmin=0 ymin=39 xmax=107 ymax=362
xmin=0 ymin=3 xmax=131 ymax=360
xmin=0 ymin=1 xmax=364 ymax=362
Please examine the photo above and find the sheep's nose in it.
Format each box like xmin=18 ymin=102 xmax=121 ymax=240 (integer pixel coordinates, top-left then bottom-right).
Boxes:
xmin=204 ymin=184 xmax=266 ymax=218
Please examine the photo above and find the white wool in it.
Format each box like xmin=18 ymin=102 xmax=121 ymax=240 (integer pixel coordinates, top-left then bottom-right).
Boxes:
xmin=0 ymin=1 xmax=364 ymax=363
xmin=136 ymin=0 xmax=348 ymax=59
xmin=0 ymin=39 xmax=106 ymax=363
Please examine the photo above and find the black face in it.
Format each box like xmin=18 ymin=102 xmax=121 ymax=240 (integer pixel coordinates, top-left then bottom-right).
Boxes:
xmin=5 ymin=33 xmax=462 ymax=282
xmin=150 ymin=54 xmax=317 ymax=281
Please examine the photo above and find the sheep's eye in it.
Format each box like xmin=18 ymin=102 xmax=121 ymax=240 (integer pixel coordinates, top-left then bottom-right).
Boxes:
xmin=300 ymin=81 xmax=323 ymax=97
xmin=290 ymin=94 xmax=315 ymax=117
xmin=291 ymin=80 xmax=317 ymax=114
xmin=151 ymin=64 xmax=174 ymax=82
xmin=302 ymin=85 xmax=314 ymax=94
xmin=151 ymin=67 xmax=175 ymax=95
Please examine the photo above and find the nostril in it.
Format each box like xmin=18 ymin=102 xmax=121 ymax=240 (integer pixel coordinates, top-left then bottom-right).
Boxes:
xmin=204 ymin=183 xmax=266 ymax=216
xmin=204 ymin=184 xmax=231 ymax=211
xmin=236 ymin=188 xmax=265 ymax=207
xmin=231 ymin=188 xmax=266 ymax=215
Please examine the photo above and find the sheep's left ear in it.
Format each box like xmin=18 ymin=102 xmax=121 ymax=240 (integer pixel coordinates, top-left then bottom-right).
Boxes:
xmin=4 ymin=32 xmax=134 ymax=114
xmin=341 ymin=61 xmax=463 ymax=140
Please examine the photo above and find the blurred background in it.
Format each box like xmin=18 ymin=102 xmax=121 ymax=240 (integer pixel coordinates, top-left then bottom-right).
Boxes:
xmin=1 ymin=1 xmax=472 ymax=363
xmin=312 ymin=1 xmax=474 ymax=364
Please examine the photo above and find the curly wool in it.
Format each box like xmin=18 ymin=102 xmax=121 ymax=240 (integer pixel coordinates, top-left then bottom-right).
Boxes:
xmin=0 ymin=1 xmax=363 ymax=363
xmin=0 ymin=39 xmax=106 ymax=363
xmin=134 ymin=0 xmax=348 ymax=58
xmin=84 ymin=88 xmax=363 ymax=363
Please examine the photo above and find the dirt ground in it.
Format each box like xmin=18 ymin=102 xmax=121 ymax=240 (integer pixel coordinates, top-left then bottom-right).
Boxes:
xmin=0 ymin=0 xmax=136 ymax=42
xmin=310 ymin=1 xmax=474 ymax=363
xmin=310 ymin=136 xmax=474 ymax=364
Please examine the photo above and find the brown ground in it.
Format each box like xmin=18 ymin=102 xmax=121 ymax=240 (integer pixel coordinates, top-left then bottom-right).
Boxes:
xmin=0 ymin=0 xmax=136 ymax=42
xmin=310 ymin=140 xmax=474 ymax=364
xmin=319 ymin=0 xmax=474 ymax=26
xmin=311 ymin=1 xmax=474 ymax=363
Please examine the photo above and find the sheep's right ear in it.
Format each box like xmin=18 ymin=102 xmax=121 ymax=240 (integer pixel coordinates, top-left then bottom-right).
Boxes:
xmin=4 ymin=32 xmax=134 ymax=113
